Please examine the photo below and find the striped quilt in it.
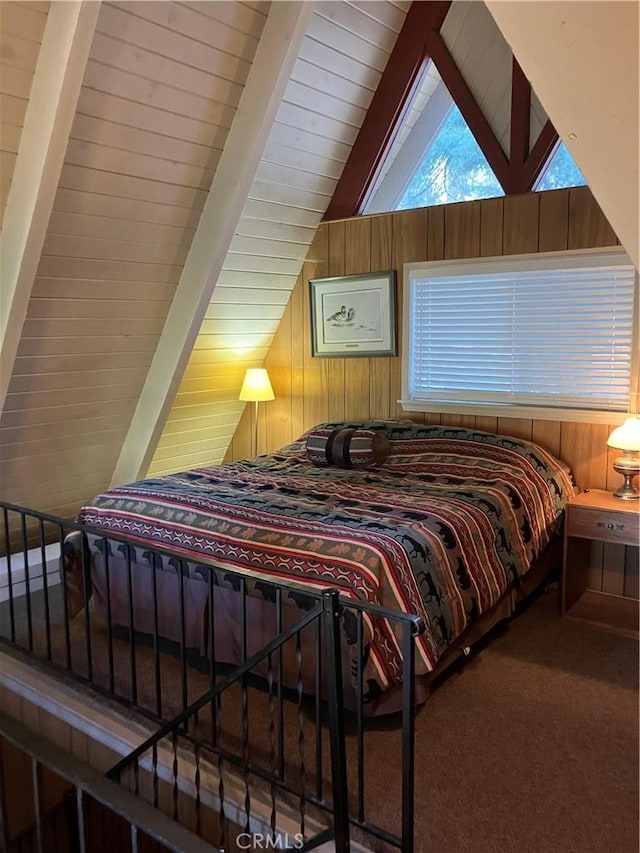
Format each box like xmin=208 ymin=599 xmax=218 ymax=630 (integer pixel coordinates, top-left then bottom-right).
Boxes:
xmin=76 ymin=421 xmax=576 ymax=693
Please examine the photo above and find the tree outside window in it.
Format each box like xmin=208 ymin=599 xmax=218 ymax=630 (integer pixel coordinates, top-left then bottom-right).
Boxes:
xmin=395 ymin=105 xmax=586 ymax=211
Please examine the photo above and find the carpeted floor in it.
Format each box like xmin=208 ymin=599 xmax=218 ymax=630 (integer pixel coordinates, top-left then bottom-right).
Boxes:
xmin=2 ymin=584 xmax=638 ymax=853
xmin=373 ymin=586 xmax=639 ymax=853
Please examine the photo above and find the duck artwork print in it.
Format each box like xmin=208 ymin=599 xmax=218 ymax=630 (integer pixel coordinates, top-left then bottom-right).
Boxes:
xmin=326 ymin=305 xmax=356 ymax=325
xmin=323 ymin=293 xmax=381 ymax=344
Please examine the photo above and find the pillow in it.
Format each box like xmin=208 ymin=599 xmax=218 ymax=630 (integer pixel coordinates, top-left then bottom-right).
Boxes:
xmin=306 ymin=427 xmax=390 ymax=468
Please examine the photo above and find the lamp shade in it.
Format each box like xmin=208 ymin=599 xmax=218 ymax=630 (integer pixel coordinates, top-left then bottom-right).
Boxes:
xmin=239 ymin=368 xmax=275 ymax=402
xmin=606 ymin=416 xmax=640 ymax=451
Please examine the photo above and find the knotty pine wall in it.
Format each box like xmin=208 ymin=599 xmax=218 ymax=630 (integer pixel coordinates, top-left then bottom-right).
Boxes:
xmin=227 ymin=186 xmax=638 ymax=600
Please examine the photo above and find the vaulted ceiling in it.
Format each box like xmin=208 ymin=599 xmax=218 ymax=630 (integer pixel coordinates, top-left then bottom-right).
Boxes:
xmin=0 ymin=0 xmax=637 ymax=520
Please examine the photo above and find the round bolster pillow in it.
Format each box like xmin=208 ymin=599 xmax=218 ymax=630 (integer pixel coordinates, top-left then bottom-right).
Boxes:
xmin=306 ymin=427 xmax=390 ymax=468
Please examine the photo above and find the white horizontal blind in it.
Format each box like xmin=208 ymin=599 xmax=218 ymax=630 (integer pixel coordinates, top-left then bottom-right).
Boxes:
xmin=406 ymin=250 xmax=637 ymax=413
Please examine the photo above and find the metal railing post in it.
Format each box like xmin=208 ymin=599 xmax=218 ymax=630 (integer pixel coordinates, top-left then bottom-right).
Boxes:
xmin=322 ymin=590 xmax=350 ymax=853
xmin=0 ymin=760 xmax=6 ymax=853
xmin=402 ymin=620 xmax=417 ymax=853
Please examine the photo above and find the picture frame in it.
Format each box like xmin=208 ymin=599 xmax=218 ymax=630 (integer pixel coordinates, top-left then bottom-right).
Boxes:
xmin=309 ymin=270 xmax=397 ymax=358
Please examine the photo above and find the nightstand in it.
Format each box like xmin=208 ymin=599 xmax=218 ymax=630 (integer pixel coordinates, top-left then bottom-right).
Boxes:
xmin=562 ymin=489 xmax=639 ymax=638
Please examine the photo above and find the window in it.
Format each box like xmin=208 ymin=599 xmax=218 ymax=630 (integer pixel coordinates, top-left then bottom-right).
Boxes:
xmin=395 ymin=103 xmax=504 ymax=210
xmin=363 ymin=68 xmax=505 ymax=216
xmin=363 ymin=60 xmax=585 ymax=216
xmin=535 ymin=141 xmax=586 ymax=191
xmin=402 ymin=249 xmax=637 ymax=423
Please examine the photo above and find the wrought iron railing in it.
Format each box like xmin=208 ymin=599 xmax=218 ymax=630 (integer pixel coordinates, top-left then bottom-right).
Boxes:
xmin=0 ymin=500 xmax=422 ymax=851
xmin=0 ymin=710 xmax=214 ymax=853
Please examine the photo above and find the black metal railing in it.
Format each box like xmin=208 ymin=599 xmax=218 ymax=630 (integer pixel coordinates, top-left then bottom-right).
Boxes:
xmin=0 ymin=500 xmax=422 ymax=851
xmin=106 ymin=590 xmax=351 ymax=852
xmin=0 ymin=711 xmax=214 ymax=853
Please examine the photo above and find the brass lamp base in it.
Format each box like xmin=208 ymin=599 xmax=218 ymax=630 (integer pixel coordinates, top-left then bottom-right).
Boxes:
xmin=612 ymin=457 xmax=640 ymax=499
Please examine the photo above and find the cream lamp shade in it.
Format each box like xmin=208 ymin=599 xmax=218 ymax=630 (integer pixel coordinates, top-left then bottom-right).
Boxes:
xmin=239 ymin=368 xmax=275 ymax=402
xmin=239 ymin=368 xmax=275 ymax=458
xmin=606 ymin=416 xmax=640 ymax=499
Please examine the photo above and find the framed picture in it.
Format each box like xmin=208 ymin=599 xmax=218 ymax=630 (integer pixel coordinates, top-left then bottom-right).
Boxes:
xmin=309 ymin=270 xmax=397 ymax=357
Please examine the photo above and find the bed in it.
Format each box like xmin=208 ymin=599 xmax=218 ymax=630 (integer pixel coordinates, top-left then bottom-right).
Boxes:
xmin=62 ymin=420 xmax=576 ymax=712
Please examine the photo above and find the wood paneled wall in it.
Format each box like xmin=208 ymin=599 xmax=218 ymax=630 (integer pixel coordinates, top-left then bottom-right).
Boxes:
xmin=227 ymin=186 xmax=638 ymax=599
xmin=228 ymin=186 xmax=626 ymax=486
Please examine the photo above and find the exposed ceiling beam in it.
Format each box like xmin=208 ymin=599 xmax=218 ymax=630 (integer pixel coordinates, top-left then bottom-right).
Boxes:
xmin=427 ymin=30 xmax=511 ymax=190
xmin=519 ymin=120 xmax=559 ymax=192
xmin=323 ymin=0 xmax=451 ymax=221
xmin=507 ymin=58 xmax=559 ymax=193
xmin=0 ymin=1 xmax=101 ymax=410
xmin=429 ymin=35 xmax=560 ymax=194
xmin=110 ymin=0 xmax=314 ymax=487
xmin=509 ymin=58 xmax=531 ymax=176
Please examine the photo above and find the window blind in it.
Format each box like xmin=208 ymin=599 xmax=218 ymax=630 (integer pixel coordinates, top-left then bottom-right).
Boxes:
xmin=406 ymin=251 xmax=637 ymax=413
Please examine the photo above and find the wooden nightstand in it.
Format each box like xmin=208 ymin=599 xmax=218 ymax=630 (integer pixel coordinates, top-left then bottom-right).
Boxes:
xmin=562 ymin=489 xmax=639 ymax=638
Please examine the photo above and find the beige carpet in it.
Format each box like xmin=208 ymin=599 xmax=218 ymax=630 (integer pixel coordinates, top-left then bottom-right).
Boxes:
xmin=367 ymin=587 xmax=638 ymax=853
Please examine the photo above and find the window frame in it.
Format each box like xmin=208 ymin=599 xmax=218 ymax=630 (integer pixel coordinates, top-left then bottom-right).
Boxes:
xmin=364 ymin=80 xmax=454 ymax=215
xmin=401 ymin=247 xmax=639 ymax=424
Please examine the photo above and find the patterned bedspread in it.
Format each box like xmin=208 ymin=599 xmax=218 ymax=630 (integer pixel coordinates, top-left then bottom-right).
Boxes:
xmin=75 ymin=421 xmax=576 ymax=692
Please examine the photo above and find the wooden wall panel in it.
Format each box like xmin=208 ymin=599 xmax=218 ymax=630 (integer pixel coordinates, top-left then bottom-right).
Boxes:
xmin=538 ymin=189 xmax=569 ymax=251
xmin=370 ymin=215 xmax=394 ymax=419
xmin=344 ymin=218 xmax=372 ymax=420
xmin=479 ymin=196 xmax=504 ymax=257
xmin=532 ymin=420 xmax=562 ymax=459
xmin=503 ymin=193 xmax=539 ymax=254
xmin=303 ymin=230 xmax=329 ymax=430
xmin=325 ymin=220 xmax=347 ymax=422
xmin=235 ymin=187 xmax=629 ymax=468
xmin=266 ymin=297 xmax=294 ymax=452
xmin=568 ymin=187 xmax=619 ymax=249
xmin=444 ymin=201 xmax=480 ymax=259
xmin=288 ymin=272 xmax=305 ymax=442
xmin=426 ymin=205 xmax=445 ymax=261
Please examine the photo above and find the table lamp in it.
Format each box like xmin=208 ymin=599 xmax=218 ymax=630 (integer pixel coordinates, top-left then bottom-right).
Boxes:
xmin=239 ymin=368 xmax=275 ymax=457
xmin=606 ymin=416 xmax=640 ymax=499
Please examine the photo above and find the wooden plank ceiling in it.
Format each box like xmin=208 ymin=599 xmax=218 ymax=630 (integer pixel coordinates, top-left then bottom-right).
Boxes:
xmin=0 ymin=0 xmax=412 ymax=516
xmin=1 ymin=0 xmax=604 ymax=521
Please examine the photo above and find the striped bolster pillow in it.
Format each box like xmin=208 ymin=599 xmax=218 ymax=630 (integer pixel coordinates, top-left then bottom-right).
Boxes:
xmin=306 ymin=428 xmax=390 ymax=468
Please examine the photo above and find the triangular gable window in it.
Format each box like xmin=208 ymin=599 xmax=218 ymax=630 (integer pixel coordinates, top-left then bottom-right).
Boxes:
xmin=362 ymin=61 xmax=585 ymax=216
xmin=534 ymin=141 xmax=587 ymax=191
xmin=363 ymin=65 xmax=506 ymax=215
xmin=395 ymin=103 xmax=504 ymax=210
